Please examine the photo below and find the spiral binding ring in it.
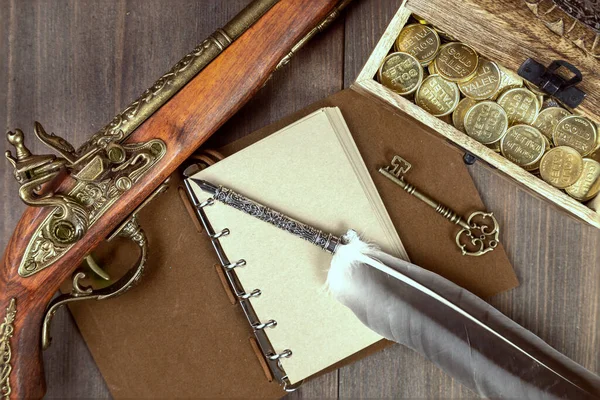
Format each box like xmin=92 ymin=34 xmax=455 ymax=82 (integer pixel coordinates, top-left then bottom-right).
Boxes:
xmin=267 ymin=349 xmax=292 ymax=360
xmin=210 ymin=228 xmax=230 ymax=239
xmin=224 ymin=259 xmax=246 ymax=270
xmin=253 ymin=319 xmax=277 ymax=330
xmin=239 ymin=289 xmax=261 ymax=299
xmin=183 ymin=178 xmax=293 ymax=390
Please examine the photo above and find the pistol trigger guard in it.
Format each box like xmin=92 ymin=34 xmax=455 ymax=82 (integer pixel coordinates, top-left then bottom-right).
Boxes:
xmin=41 ymin=216 xmax=147 ymax=350
xmin=41 ymin=181 xmax=168 ymax=350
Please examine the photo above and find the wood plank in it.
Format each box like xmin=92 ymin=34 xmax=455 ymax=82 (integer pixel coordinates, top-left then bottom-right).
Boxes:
xmin=353 ymin=2 xmax=600 ymax=230
xmin=340 ymin=0 xmax=600 ymax=398
xmin=343 ymin=0 xmax=404 ymax=86
xmin=2 ymin=0 xmax=599 ymax=399
xmin=355 ymin=79 xmax=600 ymax=229
xmin=1 ymin=1 xmax=344 ymax=398
xmin=406 ymin=0 xmax=600 ymax=123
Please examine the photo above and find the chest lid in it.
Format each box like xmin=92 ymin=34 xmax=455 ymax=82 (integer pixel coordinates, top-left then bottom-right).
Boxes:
xmin=392 ymin=0 xmax=599 ymax=121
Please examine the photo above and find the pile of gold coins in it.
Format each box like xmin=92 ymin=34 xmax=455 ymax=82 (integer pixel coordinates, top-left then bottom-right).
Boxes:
xmin=377 ymin=18 xmax=600 ymax=203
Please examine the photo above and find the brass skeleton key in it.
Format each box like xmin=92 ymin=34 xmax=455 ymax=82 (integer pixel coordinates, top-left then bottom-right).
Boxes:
xmin=379 ymin=155 xmax=500 ymax=257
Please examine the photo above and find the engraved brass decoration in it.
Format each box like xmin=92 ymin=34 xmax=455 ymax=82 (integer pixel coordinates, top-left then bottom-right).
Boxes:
xmin=274 ymin=0 xmax=352 ymax=72
xmin=525 ymin=0 xmax=600 ymax=58
xmin=77 ymin=38 xmax=218 ymax=157
xmin=42 ymin=182 xmax=168 ymax=350
xmin=5 ymin=0 xmax=351 ymax=278
xmin=77 ymin=0 xmax=281 ymax=154
xmin=379 ymin=155 xmax=500 ymax=257
xmin=5 ymin=123 xmax=166 ymax=277
xmin=0 ymin=299 xmax=17 ymax=400
xmin=4 ymin=0 xmax=282 ymax=278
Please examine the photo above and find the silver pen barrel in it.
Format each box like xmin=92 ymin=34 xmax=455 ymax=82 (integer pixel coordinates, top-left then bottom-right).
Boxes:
xmin=191 ymin=179 xmax=341 ymax=254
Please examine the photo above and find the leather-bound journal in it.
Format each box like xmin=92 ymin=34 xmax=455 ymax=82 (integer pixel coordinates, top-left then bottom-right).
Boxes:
xmin=184 ymin=107 xmax=407 ymax=388
xmin=64 ymin=89 xmax=519 ymax=399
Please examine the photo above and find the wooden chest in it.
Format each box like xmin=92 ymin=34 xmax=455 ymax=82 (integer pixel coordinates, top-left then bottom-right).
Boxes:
xmin=352 ymin=0 xmax=600 ymax=228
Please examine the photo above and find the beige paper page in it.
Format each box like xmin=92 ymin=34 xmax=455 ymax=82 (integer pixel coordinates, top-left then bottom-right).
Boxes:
xmin=189 ymin=108 xmax=405 ymax=384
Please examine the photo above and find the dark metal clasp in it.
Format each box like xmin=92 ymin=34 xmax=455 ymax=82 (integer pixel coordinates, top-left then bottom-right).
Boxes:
xmin=518 ymin=58 xmax=586 ymax=108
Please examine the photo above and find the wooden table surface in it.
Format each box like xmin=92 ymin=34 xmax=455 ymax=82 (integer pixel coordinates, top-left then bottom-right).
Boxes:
xmin=1 ymin=1 xmax=598 ymax=398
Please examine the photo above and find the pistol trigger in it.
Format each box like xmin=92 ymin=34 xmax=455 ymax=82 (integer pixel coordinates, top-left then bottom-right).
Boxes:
xmin=83 ymin=254 xmax=111 ymax=281
xmin=41 ymin=180 xmax=170 ymax=350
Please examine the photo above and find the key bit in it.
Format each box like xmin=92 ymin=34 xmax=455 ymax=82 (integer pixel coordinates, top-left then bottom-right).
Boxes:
xmin=379 ymin=156 xmax=500 ymax=257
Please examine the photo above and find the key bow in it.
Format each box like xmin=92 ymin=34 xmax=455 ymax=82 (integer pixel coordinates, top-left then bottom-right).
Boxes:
xmin=456 ymin=211 xmax=500 ymax=257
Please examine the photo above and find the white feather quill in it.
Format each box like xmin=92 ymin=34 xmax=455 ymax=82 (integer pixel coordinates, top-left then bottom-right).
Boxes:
xmin=194 ymin=180 xmax=600 ymax=399
xmin=327 ymin=230 xmax=600 ymax=399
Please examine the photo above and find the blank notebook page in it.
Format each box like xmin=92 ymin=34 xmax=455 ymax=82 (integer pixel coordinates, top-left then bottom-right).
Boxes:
xmin=189 ymin=107 xmax=406 ymax=384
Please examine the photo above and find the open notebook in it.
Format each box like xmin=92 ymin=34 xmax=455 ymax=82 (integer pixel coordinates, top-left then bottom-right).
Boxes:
xmin=186 ymin=107 xmax=408 ymax=385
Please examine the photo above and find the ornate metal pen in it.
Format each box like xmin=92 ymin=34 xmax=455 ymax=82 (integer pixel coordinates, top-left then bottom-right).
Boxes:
xmin=192 ymin=179 xmax=342 ymax=254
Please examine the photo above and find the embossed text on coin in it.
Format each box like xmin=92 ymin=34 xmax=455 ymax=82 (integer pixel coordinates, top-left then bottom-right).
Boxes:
xmin=553 ymin=115 xmax=598 ymax=156
xmin=539 ymin=146 xmax=584 ymax=189
xmin=395 ymin=24 xmax=441 ymax=65
xmin=434 ymin=42 xmax=479 ymax=82
xmin=497 ymin=88 xmax=540 ymax=125
xmin=415 ymin=74 xmax=460 ymax=116
xmin=464 ymin=101 xmax=508 ymax=145
xmin=378 ymin=52 xmax=423 ymax=96
xmin=500 ymin=125 xmax=546 ymax=167
xmin=533 ymin=107 xmax=570 ymax=141
xmin=458 ymin=59 xmax=501 ymax=100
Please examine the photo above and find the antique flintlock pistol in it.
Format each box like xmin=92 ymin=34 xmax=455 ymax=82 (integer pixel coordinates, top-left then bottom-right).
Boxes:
xmin=0 ymin=0 xmax=351 ymax=398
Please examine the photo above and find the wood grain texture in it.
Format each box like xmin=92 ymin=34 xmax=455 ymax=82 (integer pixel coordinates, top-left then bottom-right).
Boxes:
xmin=355 ymin=4 xmax=600 ymax=230
xmin=0 ymin=0 xmax=341 ymax=398
xmin=407 ymin=0 xmax=600 ymax=123
xmin=1 ymin=0 xmax=598 ymax=399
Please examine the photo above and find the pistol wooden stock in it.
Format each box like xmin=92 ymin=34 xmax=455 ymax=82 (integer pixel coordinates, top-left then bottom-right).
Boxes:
xmin=0 ymin=0 xmax=340 ymax=398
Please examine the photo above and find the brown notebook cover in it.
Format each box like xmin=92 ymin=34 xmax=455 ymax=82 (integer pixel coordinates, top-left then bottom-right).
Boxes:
xmin=64 ymin=88 xmax=518 ymax=398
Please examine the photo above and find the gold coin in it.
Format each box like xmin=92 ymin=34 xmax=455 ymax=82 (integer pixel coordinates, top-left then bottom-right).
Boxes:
xmin=536 ymin=95 xmax=544 ymax=109
xmin=542 ymin=134 xmax=552 ymax=151
xmin=487 ymin=141 xmax=501 ymax=153
xmin=500 ymin=125 xmax=546 ymax=167
xmin=495 ymin=65 xmax=523 ymax=96
xmin=452 ymin=98 xmax=478 ymax=132
xmin=553 ymin=115 xmax=598 ymax=156
xmin=428 ymin=61 xmax=437 ymax=75
xmin=523 ymin=134 xmax=551 ymax=175
xmin=533 ymin=107 xmax=570 ymax=141
xmin=464 ymin=101 xmax=508 ymax=145
xmin=539 ymin=146 xmax=584 ymax=189
xmin=415 ymin=74 xmax=460 ymax=117
xmin=524 ymin=135 xmax=552 ymax=172
xmin=596 ymin=122 xmax=600 ymax=151
xmin=434 ymin=42 xmax=479 ymax=82
xmin=458 ymin=59 xmax=501 ymax=100
xmin=378 ymin=52 xmax=424 ymax=96
xmin=395 ymin=24 xmax=441 ymax=65
xmin=565 ymin=158 xmax=600 ymax=201
xmin=497 ymin=88 xmax=540 ymax=125
xmin=413 ymin=14 xmax=428 ymax=24
xmin=524 ymin=79 xmax=545 ymax=96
